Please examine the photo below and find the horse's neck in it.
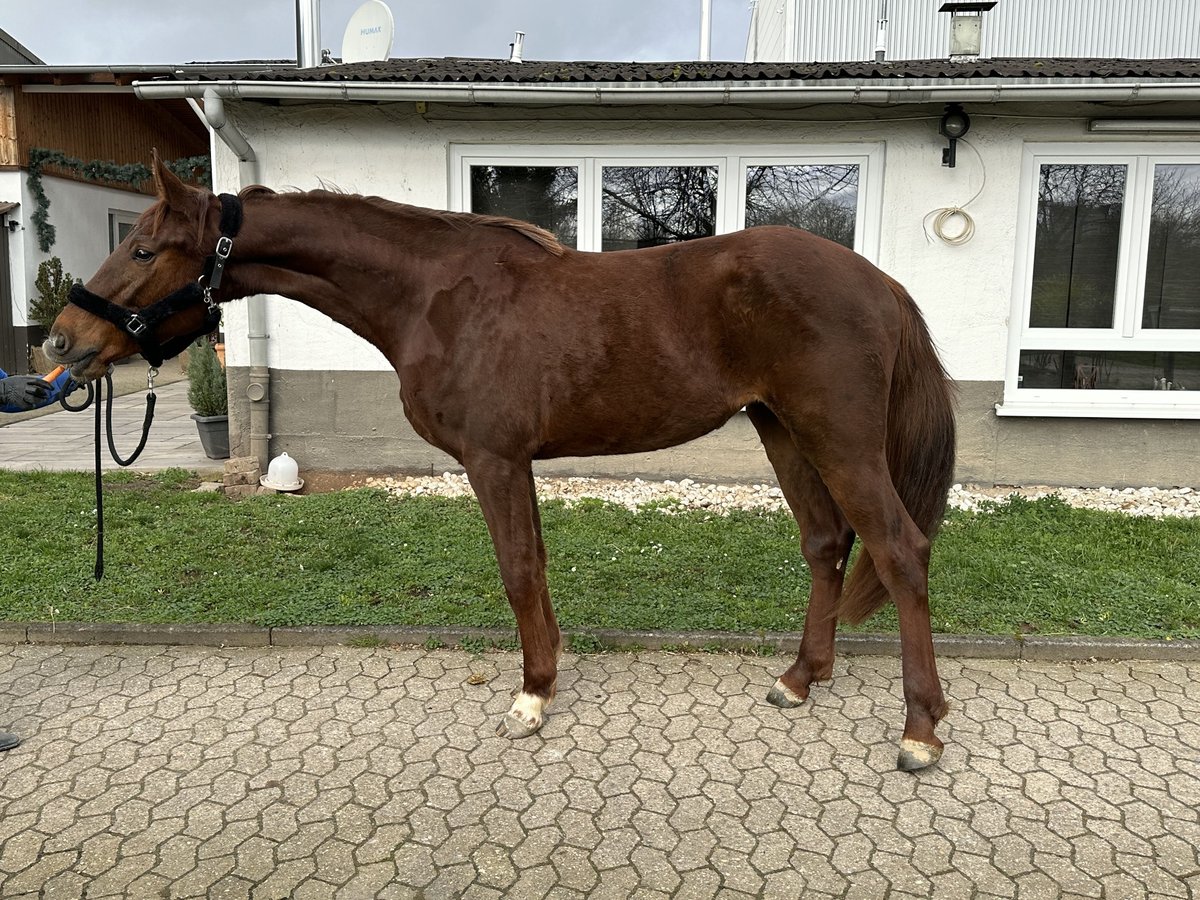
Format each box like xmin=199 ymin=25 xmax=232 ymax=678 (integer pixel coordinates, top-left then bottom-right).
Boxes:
xmin=231 ymin=194 xmax=450 ymax=351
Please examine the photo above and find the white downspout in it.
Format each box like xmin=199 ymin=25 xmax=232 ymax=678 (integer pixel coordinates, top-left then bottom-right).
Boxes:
xmin=202 ymin=88 xmax=271 ymax=469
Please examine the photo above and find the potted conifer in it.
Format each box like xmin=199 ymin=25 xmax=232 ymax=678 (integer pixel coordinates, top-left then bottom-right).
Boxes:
xmin=27 ymin=257 xmax=79 ymax=371
xmin=187 ymin=337 xmax=229 ymax=459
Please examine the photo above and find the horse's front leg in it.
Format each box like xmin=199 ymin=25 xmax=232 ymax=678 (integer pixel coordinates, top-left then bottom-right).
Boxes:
xmin=465 ymin=451 xmax=561 ymax=739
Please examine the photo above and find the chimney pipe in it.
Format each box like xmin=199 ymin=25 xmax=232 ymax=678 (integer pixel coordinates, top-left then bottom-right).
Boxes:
xmin=699 ymin=0 xmax=712 ymax=61
xmin=939 ymin=2 xmax=997 ymax=59
xmin=509 ymin=31 xmax=525 ymax=63
xmin=296 ymin=0 xmax=321 ymax=68
xmin=874 ymin=0 xmax=888 ymax=63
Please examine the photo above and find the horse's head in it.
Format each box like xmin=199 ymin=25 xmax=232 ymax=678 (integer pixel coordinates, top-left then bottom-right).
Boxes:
xmin=45 ymin=153 xmax=226 ymax=381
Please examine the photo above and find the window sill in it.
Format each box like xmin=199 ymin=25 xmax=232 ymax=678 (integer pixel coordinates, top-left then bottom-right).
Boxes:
xmin=995 ymin=396 xmax=1200 ymax=420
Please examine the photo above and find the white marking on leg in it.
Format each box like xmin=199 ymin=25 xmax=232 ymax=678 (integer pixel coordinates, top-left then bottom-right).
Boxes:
xmin=509 ymin=691 xmax=547 ymax=729
xmin=898 ymin=738 xmax=939 ymax=767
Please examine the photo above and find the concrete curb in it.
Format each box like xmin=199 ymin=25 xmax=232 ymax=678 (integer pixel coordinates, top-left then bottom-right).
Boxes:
xmin=24 ymin=622 xmax=270 ymax=647
xmin=2 ymin=621 xmax=1198 ymax=661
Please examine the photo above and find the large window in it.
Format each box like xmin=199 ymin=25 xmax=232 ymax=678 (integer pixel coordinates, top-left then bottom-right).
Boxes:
xmin=451 ymin=144 xmax=881 ymax=257
xmin=1002 ymin=144 xmax=1200 ymax=418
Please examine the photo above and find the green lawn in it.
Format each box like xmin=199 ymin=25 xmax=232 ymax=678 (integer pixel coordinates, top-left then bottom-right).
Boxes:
xmin=1 ymin=470 xmax=1197 ymax=640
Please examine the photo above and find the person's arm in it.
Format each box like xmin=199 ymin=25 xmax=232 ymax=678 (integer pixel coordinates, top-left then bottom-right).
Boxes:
xmin=0 ymin=374 xmax=57 ymax=412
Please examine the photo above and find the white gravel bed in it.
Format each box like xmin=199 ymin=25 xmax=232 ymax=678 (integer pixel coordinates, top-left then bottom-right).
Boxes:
xmin=365 ymin=473 xmax=1200 ymax=519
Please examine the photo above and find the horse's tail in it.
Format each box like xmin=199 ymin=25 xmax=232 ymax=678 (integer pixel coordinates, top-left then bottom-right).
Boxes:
xmin=835 ymin=276 xmax=957 ymax=624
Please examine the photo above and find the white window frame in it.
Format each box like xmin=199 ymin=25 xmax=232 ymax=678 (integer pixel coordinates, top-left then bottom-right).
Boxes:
xmin=450 ymin=142 xmax=884 ymax=261
xmin=108 ymin=209 xmax=140 ymax=253
xmin=999 ymin=142 xmax=1200 ymax=419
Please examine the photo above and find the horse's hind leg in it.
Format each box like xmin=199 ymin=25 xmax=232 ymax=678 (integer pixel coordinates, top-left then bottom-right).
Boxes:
xmin=763 ymin=399 xmax=946 ymax=770
xmin=463 ymin=452 xmax=561 ymax=739
xmin=747 ymin=403 xmax=853 ymax=708
xmin=807 ymin=446 xmax=947 ymax=770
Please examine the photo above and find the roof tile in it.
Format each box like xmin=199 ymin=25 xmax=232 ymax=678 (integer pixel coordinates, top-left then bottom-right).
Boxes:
xmin=220 ymin=57 xmax=1200 ymax=84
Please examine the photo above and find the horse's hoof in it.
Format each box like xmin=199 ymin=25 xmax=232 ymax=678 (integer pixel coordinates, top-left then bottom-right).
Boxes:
xmin=896 ymin=738 xmax=943 ymax=771
xmin=496 ymin=712 xmax=541 ymax=739
xmin=495 ymin=692 xmax=546 ymax=739
xmin=765 ymin=678 xmax=807 ymax=709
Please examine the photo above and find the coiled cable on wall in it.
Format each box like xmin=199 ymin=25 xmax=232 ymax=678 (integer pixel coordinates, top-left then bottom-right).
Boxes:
xmin=923 ymin=138 xmax=985 ymax=246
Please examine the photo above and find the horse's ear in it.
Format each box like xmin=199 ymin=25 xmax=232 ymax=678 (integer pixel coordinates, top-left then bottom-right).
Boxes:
xmin=151 ymin=149 xmax=195 ymax=212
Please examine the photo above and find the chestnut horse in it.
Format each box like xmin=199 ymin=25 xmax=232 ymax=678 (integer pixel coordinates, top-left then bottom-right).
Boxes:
xmin=47 ymin=157 xmax=956 ymax=770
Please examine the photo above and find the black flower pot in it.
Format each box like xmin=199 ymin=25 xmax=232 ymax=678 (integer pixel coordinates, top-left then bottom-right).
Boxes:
xmin=191 ymin=413 xmax=230 ymax=460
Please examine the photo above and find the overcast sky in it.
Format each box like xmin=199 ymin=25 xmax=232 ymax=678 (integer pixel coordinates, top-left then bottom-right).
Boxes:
xmin=5 ymin=1 xmax=752 ymax=66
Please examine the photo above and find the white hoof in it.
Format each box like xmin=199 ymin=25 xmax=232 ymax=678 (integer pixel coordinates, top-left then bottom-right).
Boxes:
xmin=897 ymin=737 xmax=944 ymax=771
xmin=495 ymin=691 xmax=547 ymax=739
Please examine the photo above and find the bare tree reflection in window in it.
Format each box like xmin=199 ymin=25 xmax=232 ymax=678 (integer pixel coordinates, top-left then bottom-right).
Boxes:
xmin=1030 ymin=164 xmax=1126 ymax=329
xmin=470 ymin=166 xmax=579 ymax=247
xmin=601 ymin=166 xmax=718 ymax=251
xmin=1143 ymin=164 xmax=1200 ymax=330
xmin=745 ymin=164 xmax=859 ymax=248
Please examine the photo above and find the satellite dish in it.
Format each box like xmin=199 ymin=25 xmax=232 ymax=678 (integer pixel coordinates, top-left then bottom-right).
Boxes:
xmin=341 ymin=0 xmax=395 ymax=63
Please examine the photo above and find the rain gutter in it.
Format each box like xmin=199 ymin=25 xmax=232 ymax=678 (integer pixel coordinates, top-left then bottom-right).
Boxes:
xmin=135 ymin=78 xmax=1200 ymax=105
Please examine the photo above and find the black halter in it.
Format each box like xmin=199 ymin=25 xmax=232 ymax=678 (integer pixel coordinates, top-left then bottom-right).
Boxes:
xmin=67 ymin=193 xmax=243 ymax=367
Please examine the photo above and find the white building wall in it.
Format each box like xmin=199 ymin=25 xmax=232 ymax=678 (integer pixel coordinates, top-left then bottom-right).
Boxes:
xmin=11 ymin=175 xmax=153 ymax=326
xmin=751 ymin=0 xmax=1200 ymax=62
xmin=209 ymin=100 xmax=1087 ymax=387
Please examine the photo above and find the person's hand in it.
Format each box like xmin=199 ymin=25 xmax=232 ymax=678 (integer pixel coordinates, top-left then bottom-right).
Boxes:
xmin=0 ymin=375 xmax=54 ymax=411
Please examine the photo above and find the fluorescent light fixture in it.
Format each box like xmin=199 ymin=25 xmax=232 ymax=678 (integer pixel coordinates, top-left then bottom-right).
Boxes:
xmin=1088 ymin=119 xmax=1200 ymax=133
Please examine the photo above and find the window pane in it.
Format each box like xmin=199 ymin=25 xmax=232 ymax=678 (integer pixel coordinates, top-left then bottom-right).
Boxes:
xmin=601 ymin=166 xmax=717 ymax=251
xmin=469 ymin=165 xmax=578 ymax=246
xmin=1143 ymin=164 xmax=1200 ymax=329
xmin=1018 ymin=349 xmax=1199 ymax=391
xmin=109 ymin=212 xmax=138 ymax=253
xmin=1029 ymin=164 xmax=1126 ymax=329
xmin=745 ymin=163 xmax=858 ymax=248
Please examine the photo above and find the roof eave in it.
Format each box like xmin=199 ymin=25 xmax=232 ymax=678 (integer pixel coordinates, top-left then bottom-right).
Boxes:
xmin=133 ymin=76 xmax=1200 ymax=105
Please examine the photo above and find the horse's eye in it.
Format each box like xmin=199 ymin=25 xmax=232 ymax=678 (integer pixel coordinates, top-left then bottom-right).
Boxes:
xmin=132 ymin=248 xmax=155 ymax=262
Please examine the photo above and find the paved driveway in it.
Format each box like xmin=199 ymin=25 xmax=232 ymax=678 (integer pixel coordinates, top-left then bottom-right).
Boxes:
xmin=0 ymin=643 xmax=1197 ymax=899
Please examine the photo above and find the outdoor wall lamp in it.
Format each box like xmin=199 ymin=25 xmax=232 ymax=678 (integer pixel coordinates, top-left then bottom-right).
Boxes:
xmin=939 ymin=103 xmax=971 ymax=167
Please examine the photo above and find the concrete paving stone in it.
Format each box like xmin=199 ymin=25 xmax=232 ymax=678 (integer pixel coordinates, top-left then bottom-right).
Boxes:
xmin=0 ymin=646 xmax=1198 ymax=896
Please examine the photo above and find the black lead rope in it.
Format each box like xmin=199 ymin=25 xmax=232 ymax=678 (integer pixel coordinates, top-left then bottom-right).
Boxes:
xmin=58 ymin=194 xmax=239 ymax=578
xmin=61 ymin=369 xmax=157 ymax=579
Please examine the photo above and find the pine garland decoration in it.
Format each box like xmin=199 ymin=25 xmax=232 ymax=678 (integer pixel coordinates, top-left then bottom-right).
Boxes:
xmin=26 ymin=148 xmax=212 ymax=252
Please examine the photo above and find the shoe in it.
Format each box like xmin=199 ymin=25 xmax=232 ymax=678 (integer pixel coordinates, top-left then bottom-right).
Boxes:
xmin=0 ymin=732 xmax=20 ymax=751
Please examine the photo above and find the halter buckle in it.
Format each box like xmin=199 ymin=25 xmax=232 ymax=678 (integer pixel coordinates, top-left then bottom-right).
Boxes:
xmin=215 ymin=236 xmax=233 ymax=259
xmin=126 ymin=314 xmax=148 ymax=336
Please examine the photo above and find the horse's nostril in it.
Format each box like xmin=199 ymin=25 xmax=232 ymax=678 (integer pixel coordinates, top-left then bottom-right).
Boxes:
xmin=49 ymin=332 xmax=69 ymax=355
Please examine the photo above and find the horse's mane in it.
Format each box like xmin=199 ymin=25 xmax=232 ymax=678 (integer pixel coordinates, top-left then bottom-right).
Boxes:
xmin=238 ymin=184 xmax=565 ymax=257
